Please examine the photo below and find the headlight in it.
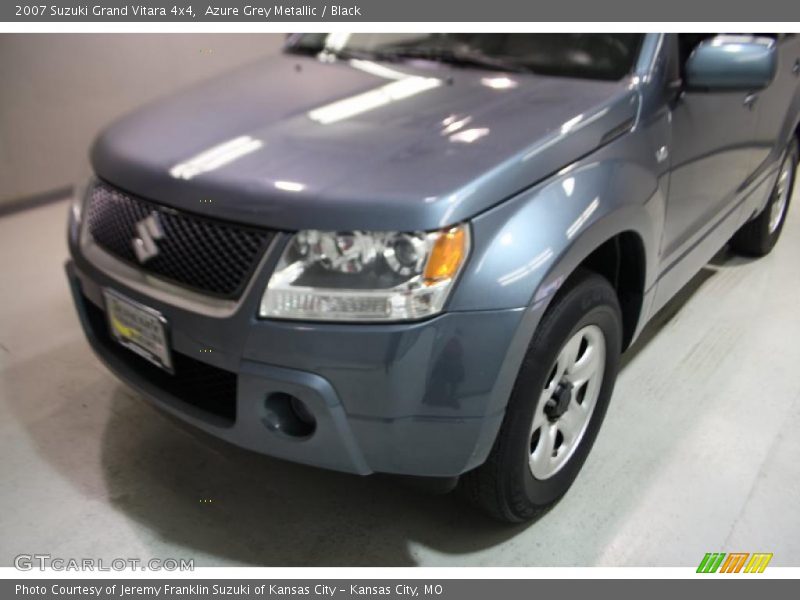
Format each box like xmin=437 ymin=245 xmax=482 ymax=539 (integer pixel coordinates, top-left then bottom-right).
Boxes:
xmin=260 ymin=224 xmax=470 ymax=321
xmin=70 ymin=162 xmax=94 ymax=223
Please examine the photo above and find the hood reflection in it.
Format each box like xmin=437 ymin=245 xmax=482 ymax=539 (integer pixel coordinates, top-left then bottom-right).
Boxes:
xmin=169 ymin=135 xmax=263 ymax=180
xmin=307 ymin=75 xmax=442 ymax=125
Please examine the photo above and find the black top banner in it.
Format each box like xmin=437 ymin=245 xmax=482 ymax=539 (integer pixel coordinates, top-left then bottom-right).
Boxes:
xmin=2 ymin=0 xmax=800 ymax=22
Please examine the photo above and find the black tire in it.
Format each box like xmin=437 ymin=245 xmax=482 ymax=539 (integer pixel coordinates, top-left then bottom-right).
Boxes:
xmin=461 ymin=270 xmax=622 ymax=523
xmin=730 ymin=138 xmax=798 ymax=257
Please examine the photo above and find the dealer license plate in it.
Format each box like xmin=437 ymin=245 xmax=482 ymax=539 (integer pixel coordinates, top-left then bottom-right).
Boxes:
xmin=104 ymin=289 xmax=172 ymax=371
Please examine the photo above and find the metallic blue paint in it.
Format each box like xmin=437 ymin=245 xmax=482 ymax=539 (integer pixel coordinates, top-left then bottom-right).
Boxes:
xmin=686 ymin=36 xmax=777 ymax=91
xmin=66 ymin=33 xmax=800 ymax=476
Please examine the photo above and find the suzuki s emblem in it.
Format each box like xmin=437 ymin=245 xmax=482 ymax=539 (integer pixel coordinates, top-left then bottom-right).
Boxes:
xmin=132 ymin=213 xmax=164 ymax=263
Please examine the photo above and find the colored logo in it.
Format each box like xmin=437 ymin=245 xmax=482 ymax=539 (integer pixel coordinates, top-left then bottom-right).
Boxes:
xmin=697 ymin=552 xmax=773 ymax=573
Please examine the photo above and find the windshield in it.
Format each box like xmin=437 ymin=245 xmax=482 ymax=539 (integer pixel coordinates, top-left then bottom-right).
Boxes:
xmin=286 ymin=33 xmax=644 ymax=81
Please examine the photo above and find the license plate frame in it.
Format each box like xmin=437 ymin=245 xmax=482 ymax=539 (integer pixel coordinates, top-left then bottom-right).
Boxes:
xmin=103 ymin=289 xmax=173 ymax=372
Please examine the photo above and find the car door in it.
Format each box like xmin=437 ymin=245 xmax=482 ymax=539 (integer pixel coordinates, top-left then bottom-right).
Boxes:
xmin=750 ymin=34 xmax=800 ymax=173
xmin=660 ymin=34 xmax=762 ymax=267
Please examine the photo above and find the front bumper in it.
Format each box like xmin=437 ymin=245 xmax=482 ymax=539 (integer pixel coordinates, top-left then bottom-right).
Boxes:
xmin=66 ymin=241 xmax=528 ymax=476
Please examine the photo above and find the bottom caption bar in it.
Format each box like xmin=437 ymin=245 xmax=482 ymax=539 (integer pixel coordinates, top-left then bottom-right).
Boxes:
xmin=5 ymin=580 xmax=794 ymax=600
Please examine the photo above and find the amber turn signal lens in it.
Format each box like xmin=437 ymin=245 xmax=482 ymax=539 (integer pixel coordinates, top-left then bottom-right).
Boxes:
xmin=423 ymin=225 xmax=468 ymax=284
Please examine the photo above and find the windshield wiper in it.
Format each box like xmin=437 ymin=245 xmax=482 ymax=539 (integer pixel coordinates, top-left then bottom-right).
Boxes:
xmin=330 ymin=45 xmax=529 ymax=73
xmin=285 ymin=45 xmax=380 ymax=62
xmin=376 ymin=46 xmax=528 ymax=73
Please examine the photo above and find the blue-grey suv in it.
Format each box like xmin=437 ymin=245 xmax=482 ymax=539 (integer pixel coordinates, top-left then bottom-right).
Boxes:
xmin=66 ymin=34 xmax=800 ymax=521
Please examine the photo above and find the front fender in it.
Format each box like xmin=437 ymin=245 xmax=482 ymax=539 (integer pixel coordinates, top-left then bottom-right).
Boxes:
xmin=449 ymin=130 xmax=667 ymax=418
xmin=450 ymin=138 xmax=664 ymax=314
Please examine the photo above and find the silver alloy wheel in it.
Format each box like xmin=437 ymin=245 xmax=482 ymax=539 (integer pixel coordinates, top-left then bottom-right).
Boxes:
xmin=528 ymin=324 xmax=606 ymax=480
xmin=769 ymin=156 xmax=794 ymax=234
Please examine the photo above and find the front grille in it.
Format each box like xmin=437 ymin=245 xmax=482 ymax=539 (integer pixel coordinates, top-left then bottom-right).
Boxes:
xmin=81 ymin=293 xmax=237 ymax=423
xmin=85 ymin=181 xmax=274 ymax=298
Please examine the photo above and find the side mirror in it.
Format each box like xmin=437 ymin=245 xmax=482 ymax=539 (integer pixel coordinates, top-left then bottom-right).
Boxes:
xmin=685 ymin=35 xmax=777 ymax=91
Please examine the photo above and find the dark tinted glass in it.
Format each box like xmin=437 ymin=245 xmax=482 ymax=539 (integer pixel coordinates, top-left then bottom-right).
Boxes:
xmin=287 ymin=33 xmax=643 ymax=81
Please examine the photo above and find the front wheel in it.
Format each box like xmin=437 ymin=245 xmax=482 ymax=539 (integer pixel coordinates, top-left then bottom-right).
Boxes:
xmin=730 ymin=138 xmax=798 ymax=257
xmin=461 ymin=270 xmax=622 ymax=522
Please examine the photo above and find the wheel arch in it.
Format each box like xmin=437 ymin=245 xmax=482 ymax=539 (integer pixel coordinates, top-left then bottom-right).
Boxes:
xmin=570 ymin=231 xmax=647 ymax=351
xmin=529 ymin=223 xmax=650 ymax=354
xmin=795 ymin=118 xmax=800 ymax=148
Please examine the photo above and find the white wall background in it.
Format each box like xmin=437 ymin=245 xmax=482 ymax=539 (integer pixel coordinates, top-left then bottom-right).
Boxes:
xmin=0 ymin=34 xmax=285 ymax=204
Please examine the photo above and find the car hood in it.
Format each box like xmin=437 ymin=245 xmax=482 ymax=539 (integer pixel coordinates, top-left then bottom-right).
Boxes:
xmin=92 ymin=53 xmax=639 ymax=231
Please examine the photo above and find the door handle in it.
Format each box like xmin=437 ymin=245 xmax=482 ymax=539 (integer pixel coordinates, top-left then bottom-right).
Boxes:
xmin=793 ymin=59 xmax=800 ymax=76
xmin=743 ymin=93 xmax=759 ymax=110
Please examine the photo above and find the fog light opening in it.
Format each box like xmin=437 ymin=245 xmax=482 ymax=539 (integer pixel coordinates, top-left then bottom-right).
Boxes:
xmin=263 ymin=393 xmax=316 ymax=438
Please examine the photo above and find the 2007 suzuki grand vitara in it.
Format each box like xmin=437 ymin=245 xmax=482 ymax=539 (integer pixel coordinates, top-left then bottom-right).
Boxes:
xmin=66 ymin=34 xmax=800 ymax=521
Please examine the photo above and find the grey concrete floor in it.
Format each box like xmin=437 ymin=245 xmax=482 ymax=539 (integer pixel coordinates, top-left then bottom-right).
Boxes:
xmin=1 ymin=192 xmax=799 ymax=567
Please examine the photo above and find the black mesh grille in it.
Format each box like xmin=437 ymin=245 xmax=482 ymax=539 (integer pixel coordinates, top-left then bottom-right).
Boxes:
xmin=81 ymin=293 xmax=237 ymax=423
xmin=85 ymin=181 xmax=274 ymax=298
